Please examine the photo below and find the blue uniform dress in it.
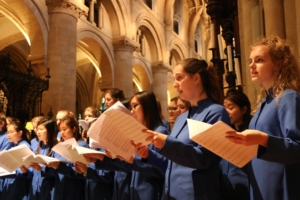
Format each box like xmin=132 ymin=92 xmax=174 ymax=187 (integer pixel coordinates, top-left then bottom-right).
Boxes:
xmin=30 ymin=137 xmax=39 ymax=152
xmin=147 ymin=98 xmax=230 ymax=200
xmin=219 ymin=124 xmax=249 ymax=200
xmin=84 ymin=148 xmax=114 ymax=200
xmin=53 ymin=139 xmax=88 ymax=200
xmin=0 ymin=131 xmax=12 ymax=195
xmin=1 ymin=140 xmax=32 ymax=200
xmin=248 ymin=89 xmax=300 ymax=200
xmin=28 ymin=141 xmax=56 ymax=200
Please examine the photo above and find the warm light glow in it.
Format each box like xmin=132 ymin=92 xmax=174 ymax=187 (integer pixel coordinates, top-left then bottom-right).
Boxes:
xmin=25 ymin=122 xmax=33 ymax=131
xmin=0 ymin=3 xmax=31 ymax=46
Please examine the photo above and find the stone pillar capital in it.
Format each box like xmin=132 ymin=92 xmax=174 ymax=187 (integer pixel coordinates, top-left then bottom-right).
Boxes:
xmin=152 ymin=61 xmax=172 ymax=73
xmin=46 ymin=0 xmax=88 ymax=18
xmin=113 ymin=36 xmax=139 ymax=52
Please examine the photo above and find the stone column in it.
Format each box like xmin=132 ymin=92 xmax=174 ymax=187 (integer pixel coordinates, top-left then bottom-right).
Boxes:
xmin=89 ymin=0 xmax=96 ymax=25
xmin=152 ymin=62 xmax=169 ymax=120
xmin=284 ymin=0 xmax=298 ymax=57
xmin=263 ymin=0 xmax=285 ymax=38
xmin=44 ymin=0 xmax=86 ymax=117
xmin=238 ymin=0 xmax=259 ymax=107
xmin=112 ymin=36 xmax=138 ymax=98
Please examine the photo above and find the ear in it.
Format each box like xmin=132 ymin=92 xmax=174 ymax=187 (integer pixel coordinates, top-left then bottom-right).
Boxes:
xmin=72 ymin=127 xmax=77 ymax=134
xmin=17 ymin=130 xmax=23 ymax=137
xmin=241 ymin=106 xmax=247 ymax=115
xmin=193 ymin=73 xmax=201 ymax=85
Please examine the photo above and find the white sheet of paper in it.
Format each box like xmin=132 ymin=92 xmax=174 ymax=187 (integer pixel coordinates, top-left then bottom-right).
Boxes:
xmin=0 ymin=144 xmax=34 ymax=172
xmin=87 ymin=101 xmax=150 ymax=161
xmin=22 ymin=154 xmax=62 ymax=167
xmin=0 ymin=167 xmax=15 ymax=176
xmin=52 ymin=138 xmax=106 ymax=164
xmin=187 ymin=119 xmax=258 ymax=168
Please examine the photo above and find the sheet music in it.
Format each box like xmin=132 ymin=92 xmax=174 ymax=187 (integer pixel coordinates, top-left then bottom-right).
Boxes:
xmin=0 ymin=167 xmax=15 ymax=177
xmin=78 ymin=118 xmax=97 ymax=131
xmin=22 ymin=154 xmax=62 ymax=167
xmin=0 ymin=144 xmax=34 ymax=172
xmin=87 ymin=101 xmax=150 ymax=161
xmin=187 ymin=119 xmax=258 ymax=168
xmin=52 ymin=138 xmax=106 ymax=164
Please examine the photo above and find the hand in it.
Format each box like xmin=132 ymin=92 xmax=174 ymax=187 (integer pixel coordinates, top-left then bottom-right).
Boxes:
xmin=46 ymin=161 xmax=60 ymax=169
xmin=225 ymin=129 xmax=268 ymax=147
xmin=29 ymin=163 xmax=43 ymax=171
xmin=131 ymin=141 xmax=149 ymax=158
xmin=83 ymin=153 xmax=104 ymax=162
xmin=75 ymin=162 xmax=87 ymax=174
xmin=20 ymin=165 xmax=28 ymax=174
xmin=144 ymin=130 xmax=167 ymax=149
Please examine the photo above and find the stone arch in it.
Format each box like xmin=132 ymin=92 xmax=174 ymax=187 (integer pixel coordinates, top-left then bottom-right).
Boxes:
xmin=132 ymin=57 xmax=152 ymax=92
xmin=77 ymin=29 xmax=115 ymax=110
xmin=136 ymin=13 xmax=164 ymax=62
xmin=164 ymin=0 xmax=175 ymax=26
xmin=102 ymin=0 xmax=128 ymax=37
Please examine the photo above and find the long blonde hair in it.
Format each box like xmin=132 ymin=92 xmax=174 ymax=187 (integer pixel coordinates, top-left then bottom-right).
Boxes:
xmin=252 ymin=36 xmax=300 ymax=112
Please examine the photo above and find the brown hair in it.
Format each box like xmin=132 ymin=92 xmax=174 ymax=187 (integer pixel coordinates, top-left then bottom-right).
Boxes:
xmin=178 ymin=58 xmax=223 ymax=104
xmin=84 ymin=106 xmax=100 ymax=118
xmin=251 ymin=36 xmax=300 ymax=111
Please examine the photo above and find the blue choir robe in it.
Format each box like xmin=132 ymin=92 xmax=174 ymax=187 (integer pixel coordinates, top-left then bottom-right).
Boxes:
xmin=28 ymin=141 xmax=56 ymax=200
xmin=219 ymin=124 xmax=250 ymax=200
xmin=249 ymin=89 xmax=300 ymax=200
xmin=30 ymin=137 xmax=39 ymax=153
xmin=1 ymin=140 xmax=33 ymax=200
xmin=0 ymin=131 xmax=12 ymax=195
xmin=84 ymin=148 xmax=114 ymax=200
xmin=147 ymin=98 xmax=230 ymax=200
xmin=53 ymin=139 xmax=88 ymax=200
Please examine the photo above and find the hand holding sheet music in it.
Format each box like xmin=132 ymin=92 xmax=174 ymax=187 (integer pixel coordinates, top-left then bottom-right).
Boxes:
xmin=22 ymin=154 xmax=63 ymax=167
xmin=87 ymin=101 xmax=151 ymax=162
xmin=52 ymin=138 xmax=106 ymax=165
xmin=187 ymin=119 xmax=258 ymax=168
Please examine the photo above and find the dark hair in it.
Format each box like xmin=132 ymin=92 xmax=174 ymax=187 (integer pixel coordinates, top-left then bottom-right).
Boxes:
xmin=105 ymin=88 xmax=125 ymax=101
xmin=8 ymin=118 xmax=30 ymax=143
xmin=36 ymin=119 xmax=58 ymax=156
xmin=178 ymin=58 xmax=223 ymax=104
xmin=156 ymin=99 xmax=165 ymax=120
xmin=130 ymin=91 xmax=163 ymax=130
xmin=0 ymin=112 xmax=6 ymax=132
xmin=84 ymin=106 xmax=100 ymax=118
xmin=121 ymin=98 xmax=130 ymax=109
xmin=60 ymin=115 xmax=81 ymax=141
xmin=170 ymin=96 xmax=178 ymax=103
xmin=225 ymin=90 xmax=252 ymax=130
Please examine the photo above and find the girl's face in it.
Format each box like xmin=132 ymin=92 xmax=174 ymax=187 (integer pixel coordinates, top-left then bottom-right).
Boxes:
xmin=7 ymin=125 xmax=22 ymax=144
xmin=173 ymin=64 xmax=201 ymax=106
xmin=130 ymin=96 xmax=144 ymax=125
xmin=105 ymin=93 xmax=117 ymax=108
xmin=36 ymin=124 xmax=48 ymax=144
xmin=168 ymin=101 xmax=180 ymax=120
xmin=84 ymin=110 xmax=94 ymax=121
xmin=249 ymin=45 xmax=277 ymax=89
xmin=59 ymin=122 xmax=75 ymax=141
xmin=56 ymin=112 xmax=66 ymax=126
xmin=177 ymin=98 xmax=188 ymax=114
xmin=223 ymin=99 xmax=246 ymax=128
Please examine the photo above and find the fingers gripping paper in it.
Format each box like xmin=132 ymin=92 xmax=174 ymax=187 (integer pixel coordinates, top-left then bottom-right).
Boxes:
xmin=187 ymin=119 xmax=258 ymax=168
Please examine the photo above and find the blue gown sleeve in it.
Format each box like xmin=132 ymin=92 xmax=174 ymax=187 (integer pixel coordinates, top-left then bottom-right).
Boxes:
xmin=160 ymin=108 xmax=230 ymax=169
xmin=257 ymin=91 xmax=300 ymax=164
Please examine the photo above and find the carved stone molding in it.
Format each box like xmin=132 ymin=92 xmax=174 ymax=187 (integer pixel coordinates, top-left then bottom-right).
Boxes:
xmin=112 ymin=36 xmax=139 ymax=52
xmin=152 ymin=61 xmax=172 ymax=73
xmin=46 ymin=0 xmax=87 ymax=18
